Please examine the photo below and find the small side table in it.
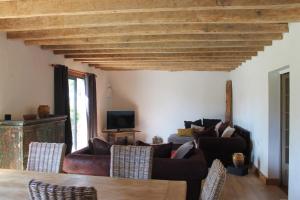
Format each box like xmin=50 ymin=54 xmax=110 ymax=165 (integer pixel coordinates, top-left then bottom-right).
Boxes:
xmin=227 ymin=166 xmax=248 ymax=176
xmin=102 ymin=129 xmax=141 ymax=145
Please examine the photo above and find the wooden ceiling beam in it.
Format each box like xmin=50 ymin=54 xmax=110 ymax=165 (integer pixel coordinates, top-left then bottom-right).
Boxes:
xmin=0 ymin=9 xmax=299 ymax=32
xmin=1 ymin=0 xmax=300 ymax=18
xmin=90 ymin=62 xmax=238 ymax=68
xmin=92 ymin=66 xmax=235 ymax=72
xmin=81 ymin=61 xmax=244 ymax=65
xmin=25 ymin=34 xmax=282 ymax=45
xmin=90 ymin=65 xmax=237 ymax=72
xmin=42 ymin=41 xmax=271 ymax=50
xmin=87 ymin=61 xmax=242 ymax=66
xmin=74 ymin=57 xmax=249 ymax=62
xmin=7 ymin=24 xmax=288 ymax=40
xmin=64 ymin=52 xmax=256 ymax=59
xmin=53 ymin=47 xmax=264 ymax=55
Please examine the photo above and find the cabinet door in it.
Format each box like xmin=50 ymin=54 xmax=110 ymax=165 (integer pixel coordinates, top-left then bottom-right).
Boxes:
xmin=0 ymin=127 xmax=22 ymax=170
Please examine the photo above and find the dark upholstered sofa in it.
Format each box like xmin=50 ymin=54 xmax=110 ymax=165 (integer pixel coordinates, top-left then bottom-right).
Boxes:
xmin=63 ymin=146 xmax=208 ymax=200
xmin=195 ymin=125 xmax=252 ymax=167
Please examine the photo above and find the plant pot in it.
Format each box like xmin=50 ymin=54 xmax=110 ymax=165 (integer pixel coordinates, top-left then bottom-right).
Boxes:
xmin=38 ymin=105 xmax=50 ymax=119
xmin=232 ymin=153 xmax=245 ymax=168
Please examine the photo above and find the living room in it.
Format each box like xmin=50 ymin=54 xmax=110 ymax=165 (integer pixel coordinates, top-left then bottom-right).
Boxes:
xmin=0 ymin=1 xmax=299 ymax=200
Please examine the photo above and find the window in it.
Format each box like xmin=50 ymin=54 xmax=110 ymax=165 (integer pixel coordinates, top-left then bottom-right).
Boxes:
xmin=68 ymin=73 xmax=88 ymax=152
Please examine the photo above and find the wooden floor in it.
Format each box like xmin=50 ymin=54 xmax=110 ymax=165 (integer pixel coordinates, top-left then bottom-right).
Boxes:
xmin=220 ymin=172 xmax=288 ymax=200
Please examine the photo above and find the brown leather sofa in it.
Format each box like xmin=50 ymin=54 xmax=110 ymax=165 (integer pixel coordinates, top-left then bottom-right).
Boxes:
xmin=63 ymin=146 xmax=208 ymax=200
xmin=196 ymin=125 xmax=252 ymax=167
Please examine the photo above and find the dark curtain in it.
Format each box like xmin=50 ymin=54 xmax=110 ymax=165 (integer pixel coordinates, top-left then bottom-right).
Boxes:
xmin=85 ymin=73 xmax=98 ymax=139
xmin=54 ymin=65 xmax=72 ymax=154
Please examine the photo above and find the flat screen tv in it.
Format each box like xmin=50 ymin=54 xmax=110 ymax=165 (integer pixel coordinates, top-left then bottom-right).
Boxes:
xmin=107 ymin=111 xmax=135 ymax=130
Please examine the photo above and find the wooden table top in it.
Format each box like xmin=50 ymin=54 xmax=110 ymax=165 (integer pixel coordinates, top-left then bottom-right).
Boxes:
xmin=0 ymin=169 xmax=186 ymax=200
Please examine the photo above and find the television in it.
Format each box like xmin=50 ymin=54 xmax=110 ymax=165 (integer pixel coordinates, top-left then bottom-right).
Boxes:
xmin=107 ymin=111 xmax=135 ymax=130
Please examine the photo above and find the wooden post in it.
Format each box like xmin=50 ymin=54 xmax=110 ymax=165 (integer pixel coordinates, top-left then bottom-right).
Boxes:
xmin=225 ymin=80 xmax=233 ymax=124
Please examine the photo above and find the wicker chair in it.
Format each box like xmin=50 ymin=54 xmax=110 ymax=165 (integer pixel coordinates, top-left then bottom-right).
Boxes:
xmin=110 ymin=145 xmax=153 ymax=180
xmin=28 ymin=179 xmax=97 ymax=200
xmin=27 ymin=142 xmax=67 ymax=173
xmin=200 ymin=159 xmax=226 ymax=200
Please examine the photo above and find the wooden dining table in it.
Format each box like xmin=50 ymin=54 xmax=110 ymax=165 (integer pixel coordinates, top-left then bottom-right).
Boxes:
xmin=0 ymin=169 xmax=186 ymax=200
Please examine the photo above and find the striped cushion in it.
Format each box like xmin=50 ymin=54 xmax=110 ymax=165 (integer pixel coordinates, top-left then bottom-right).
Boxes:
xmin=27 ymin=142 xmax=66 ymax=173
xmin=110 ymin=145 xmax=153 ymax=180
xmin=201 ymin=159 xmax=226 ymax=200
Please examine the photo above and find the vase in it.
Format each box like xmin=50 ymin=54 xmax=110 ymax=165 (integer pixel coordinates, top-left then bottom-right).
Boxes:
xmin=232 ymin=153 xmax=245 ymax=168
xmin=38 ymin=105 xmax=50 ymax=119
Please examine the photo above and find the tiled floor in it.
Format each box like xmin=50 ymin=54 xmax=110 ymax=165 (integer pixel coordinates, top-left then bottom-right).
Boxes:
xmin=220 ymin=172 xmax=288 ymax=200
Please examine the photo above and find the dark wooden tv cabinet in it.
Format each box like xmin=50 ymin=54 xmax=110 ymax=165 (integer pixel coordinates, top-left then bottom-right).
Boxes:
xmin=102 ymin=129 xmax=141 ymax=145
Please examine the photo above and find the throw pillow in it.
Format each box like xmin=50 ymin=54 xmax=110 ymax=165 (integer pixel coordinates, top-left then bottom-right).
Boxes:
xmin=221 ymin=126 xmax=236 ymax=138
xmin=191 ymin=124 xmax=205 ymax=132
xmin=177 ymin=128 xmax=194 ymax=137
xmin=184 ymin=119 xmax=202 ymax=128
xmin=135 ymin=141 xmax=173 ymax=158
xmin=214 ymin=121 xmax=223 ymax=136
xmin=203 ymin=118 xmax=222 ymax=129
xmin=218 ymin=122 xmax=230 ymax=137
xmin=92 ymin=138 xmax=111 ymax=155
xmin=172 ymin=141 xmax=194 ymax=159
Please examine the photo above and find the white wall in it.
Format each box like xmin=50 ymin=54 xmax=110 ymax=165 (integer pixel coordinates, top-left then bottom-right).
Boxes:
xmin=106 ymin=71 xmax=229 ymax=142
xmin=230 ymin=23 xmax=300 ymax=199
xmin=0 ymin=33 xmax=108 ymax=133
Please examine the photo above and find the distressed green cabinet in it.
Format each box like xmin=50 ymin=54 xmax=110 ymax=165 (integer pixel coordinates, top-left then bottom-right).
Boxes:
xmin=0 ymin=116 xmax=66 ymax=170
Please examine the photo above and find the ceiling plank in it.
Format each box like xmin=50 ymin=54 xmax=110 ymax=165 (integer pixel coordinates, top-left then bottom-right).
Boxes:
xmin=42 ymin=41 xmax=271 ymax=50
xmin=53 ymin=47 xmax=264 ymax=54
xmin=64 ymin=52 xmax=256 ymax=59
xmin=25 ymin=34 xmax=282 ymax=45
xmin=0 ymin=9 xmax=299 ymax=32
xmin=1 ymin=0 xmax=300 ymax=18
xmin=7 ymin=24 xmax=288 ymax=40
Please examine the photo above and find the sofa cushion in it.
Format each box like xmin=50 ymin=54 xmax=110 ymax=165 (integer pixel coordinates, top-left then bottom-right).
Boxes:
xmin=203 ymin=118 xmax=222 ymax=129
xmin=221 ymin=126 xmax=236 ymax=138
xmin=177 ymin=128 xmax=194 ymax=137
xmin=172 ymin=141 xmax=195 ymax=159
xmin=168 ymin=134 xmax=194 ymax=144
xmin=192 ymin=127 xmax=217 ymax=141
xmin=191 ymin=124 xmax=205 ymax=133
xmin=214 ymin=121 xmax=223 ymax=136
xmin=135 ymin=141 xmax=173 ymax=158
xmin=218 ymin=122 xmax=230 ymax=137
xmin=92 ymin=138 xmax=111 ymax=155
xmin=184 ymin=119 xmax=202 ymax=129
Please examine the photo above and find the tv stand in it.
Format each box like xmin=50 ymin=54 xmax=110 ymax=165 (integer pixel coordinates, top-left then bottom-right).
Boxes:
xmin=102 ymin=129 xmax=141 ymax=145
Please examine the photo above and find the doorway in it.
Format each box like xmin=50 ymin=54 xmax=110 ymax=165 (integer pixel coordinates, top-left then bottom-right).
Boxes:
xmin=68 ymin=76 xmax=88 ymax=152
xmin=280 ymin=73 xmax=289 ymax=191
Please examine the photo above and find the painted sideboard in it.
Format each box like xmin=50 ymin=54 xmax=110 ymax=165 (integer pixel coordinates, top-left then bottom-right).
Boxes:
xmin=0 ymin=116 xmax=66 ymax=170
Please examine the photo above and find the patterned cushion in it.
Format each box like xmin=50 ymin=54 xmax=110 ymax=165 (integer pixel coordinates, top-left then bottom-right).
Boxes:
xmin=201 ymin=159 xmax=226 ymax=200
xmin=110 ymin=145 xmax=153 ymax=180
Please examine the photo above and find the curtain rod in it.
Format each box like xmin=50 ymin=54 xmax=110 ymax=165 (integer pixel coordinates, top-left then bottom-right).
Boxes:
xmin=49 ymin=64 xmax=97 ymax=77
